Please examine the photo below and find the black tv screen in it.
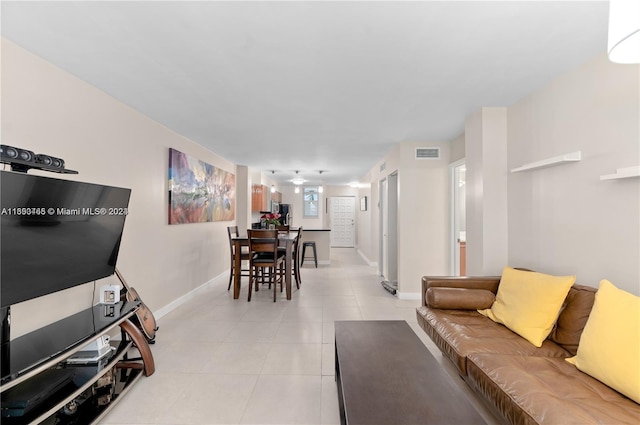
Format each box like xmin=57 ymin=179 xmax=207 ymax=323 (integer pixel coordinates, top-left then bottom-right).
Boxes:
xmin=0 ymin=171 xmax=131 ymax=307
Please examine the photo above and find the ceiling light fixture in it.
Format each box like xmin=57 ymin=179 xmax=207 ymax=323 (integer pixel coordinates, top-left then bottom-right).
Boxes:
xmin=291 ymin=170 xmax=305 ymax=186
xmin=318 ymin=170 xmax=324 ymax=193
xmin=608 ymin=0 xmax=640 ymax=64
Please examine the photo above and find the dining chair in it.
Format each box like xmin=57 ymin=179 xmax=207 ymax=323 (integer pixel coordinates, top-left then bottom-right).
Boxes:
xmin=276 ymin=224 xmax=290 ymax=233
xmin=247 ymin=229 xmax=285 ymax=302
xmin=292 ymin=227 xmax=303 ymax=288
xmin=277 ymin=226 xmax=302 ymax=289
xmin=227 ymin=226 xmax=251 ymax=291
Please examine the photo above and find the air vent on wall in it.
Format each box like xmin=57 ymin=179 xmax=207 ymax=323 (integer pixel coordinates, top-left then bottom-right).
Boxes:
xmin=380 ymin=162 xmax=386 ymax=172
xmin=415 ymin=147 xmax=440 ymax=160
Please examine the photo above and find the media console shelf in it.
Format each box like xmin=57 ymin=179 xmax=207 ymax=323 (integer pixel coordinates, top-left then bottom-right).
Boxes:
xmin=510 ymin=151 xmax=582 ymax=173
xmin=0 ymin=301 xmax=154 ymax=424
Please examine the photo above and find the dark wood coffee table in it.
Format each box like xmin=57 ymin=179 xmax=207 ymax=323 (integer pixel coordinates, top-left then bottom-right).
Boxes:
xmin=335 ymin=320 xmax=486 ymax=425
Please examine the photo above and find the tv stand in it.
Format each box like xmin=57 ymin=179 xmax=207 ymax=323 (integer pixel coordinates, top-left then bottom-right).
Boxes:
xmin=0 ymin=301 xmax=155 ymax=424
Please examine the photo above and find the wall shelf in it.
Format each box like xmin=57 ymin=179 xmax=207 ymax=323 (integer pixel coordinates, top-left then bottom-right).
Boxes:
xmin=600 ymin=166 xmax=640 ymax=181
xmin=511 ymin=151 xmax=581 ymax=173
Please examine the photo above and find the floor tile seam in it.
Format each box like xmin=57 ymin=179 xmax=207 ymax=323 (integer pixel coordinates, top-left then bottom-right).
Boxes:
xmin=256 ymin=345 xmax=322 ymax=376
xmin=166 ymin=370 xmax=264 ymax=377
xmin=235 ymin=372 xmax=263 ymax=425
xmin=263 ymin=342 xmax=324 ymax=348
xmin=238 ymin=374 xmax=322 ymax=425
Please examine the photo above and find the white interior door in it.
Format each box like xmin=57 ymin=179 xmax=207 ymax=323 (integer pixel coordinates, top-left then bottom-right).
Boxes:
xmin=329 ymin=197 xmax=356 ymax=247
xmin=380 ymin=178 xmax=388 ymax=278
xmin=387 ymin=173 xmax=398 ymax=283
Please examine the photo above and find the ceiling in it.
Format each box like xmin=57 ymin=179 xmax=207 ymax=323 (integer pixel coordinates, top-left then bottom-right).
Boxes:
xmin=1 ymin=1 xmax=609 ymax=186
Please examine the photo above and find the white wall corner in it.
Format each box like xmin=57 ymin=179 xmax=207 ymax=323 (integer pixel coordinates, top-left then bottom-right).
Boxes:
xmin=357 ymin=249 xmax=377 ymax=267
xmin=396 ymin=291 xmax=421 ymax=300
xmin=154 ymin=270 xmax=228 ymax=320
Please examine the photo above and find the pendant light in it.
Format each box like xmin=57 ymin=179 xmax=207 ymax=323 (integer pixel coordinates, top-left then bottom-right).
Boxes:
xmin=270 ymin=170 xmax=276 ymax=193
xmin=318 ymin=170 xmax=324 ymax=193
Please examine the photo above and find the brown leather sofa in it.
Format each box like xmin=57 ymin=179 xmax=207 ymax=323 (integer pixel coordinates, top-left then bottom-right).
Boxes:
xmin=416 ymin=276 xmax=640 ymax=425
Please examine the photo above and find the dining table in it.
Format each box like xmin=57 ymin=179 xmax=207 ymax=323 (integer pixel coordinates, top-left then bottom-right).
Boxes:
xmin=231 ymin=231 xmax=298 ymax=300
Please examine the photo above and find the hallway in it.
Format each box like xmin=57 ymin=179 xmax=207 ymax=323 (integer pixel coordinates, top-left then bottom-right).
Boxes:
xmin=101 ymin=248 xmax=497 ymax=424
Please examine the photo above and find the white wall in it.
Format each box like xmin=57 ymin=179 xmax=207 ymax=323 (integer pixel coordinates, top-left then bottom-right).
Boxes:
xmin=450 ymin=133 xmax=465 ymax=163
xmin=281 ymin=185 xmax=324 ymax=230
xmin=356 ymin=184 xmax=374 ymax=265
xmin=362 ymin=141 xmax=451 ymax=297
xmin=2 ymin=39 xmax=236 ymax=336
xmin=396 ymin=142 xmax=451 ymax=296
xmin=235 ymin=165 xmax=250 ymax=231
xmin=356 ymin=169 xmax=378 ymax=266
xmin=507 ymin=54 xmax=640 ymax=295
xmin=465 ymin=107 xmax=509 ymax=276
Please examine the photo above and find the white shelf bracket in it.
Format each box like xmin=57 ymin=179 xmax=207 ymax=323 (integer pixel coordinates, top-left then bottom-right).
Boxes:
xmin=511 ymin=151 xmax=582 ymax=173
xmin=600 ymin=166 xmax=640 ymax=181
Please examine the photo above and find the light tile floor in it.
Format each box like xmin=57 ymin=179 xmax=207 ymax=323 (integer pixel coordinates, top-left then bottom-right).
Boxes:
xmin=100 ymin=248 xmax=499 ymax=425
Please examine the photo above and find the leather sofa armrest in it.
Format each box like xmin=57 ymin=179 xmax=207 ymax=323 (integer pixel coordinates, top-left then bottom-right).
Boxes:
xmin=421 ymin=276 xmax=501 ymax=307
xmin=426 ymin=287 xmax=495 ymax=310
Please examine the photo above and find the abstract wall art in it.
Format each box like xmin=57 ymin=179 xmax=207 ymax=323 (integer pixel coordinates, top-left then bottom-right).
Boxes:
xmin=168 ymin=148 xmax=235 ymax=224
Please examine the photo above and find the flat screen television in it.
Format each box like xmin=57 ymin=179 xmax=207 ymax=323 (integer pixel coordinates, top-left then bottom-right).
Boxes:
xmin=0 ymin=171 xmax=132 ymax=308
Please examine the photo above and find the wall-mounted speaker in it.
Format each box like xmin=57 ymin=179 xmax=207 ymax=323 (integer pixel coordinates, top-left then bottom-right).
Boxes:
xmin=17 ymin=149 xmax=35 ymax=163
xmin=35 ymin=154 xmax=65 ymax=169
xmin=0 ymin=145 xmax=19 ymax=159
xmin=35 ymin=154 xmax=53 ymax=166
xmin=0 ymin=145 xmax=77 ymax=175
xmin=1 ymin=145 xmax=34 ymax=163
xmin=51 ymin=157 xmax=65 ymax=169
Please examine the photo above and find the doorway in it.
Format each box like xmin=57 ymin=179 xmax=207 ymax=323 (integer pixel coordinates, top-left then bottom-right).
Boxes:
xmin=329 ymin=197 xmax=356 ymax=247
xmin=450 ymin=160 xmax=466 ymax=276
xmin=379 ymin=173 xmax=398 ymax=288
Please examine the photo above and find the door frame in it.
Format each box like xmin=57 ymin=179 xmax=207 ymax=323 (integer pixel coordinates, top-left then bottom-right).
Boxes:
xmin=379 ymin=177 xmax=387 ymax=278
xmin=449 ymin=158 xmax=465 ymax=276
xmin=378 ymin=173 xmax=398 ymax=282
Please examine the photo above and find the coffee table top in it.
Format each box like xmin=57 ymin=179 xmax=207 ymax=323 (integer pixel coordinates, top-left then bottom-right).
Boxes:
xmin=335 ymin=320 xmax=485 ymax=425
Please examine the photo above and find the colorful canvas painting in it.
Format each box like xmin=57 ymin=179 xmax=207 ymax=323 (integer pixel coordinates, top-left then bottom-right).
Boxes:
xmin=168 ymin=148 xmax=235 ymax=224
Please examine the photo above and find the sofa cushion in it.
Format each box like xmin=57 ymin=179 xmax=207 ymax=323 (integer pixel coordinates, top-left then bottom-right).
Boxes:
xmin=478 ymin=267 xmax=575 ymax=347
xmin=549 ymin=284 xmax=596 ymax=355
xmin=566 ymin=279 xmax=640 ymax=404
xmin=467 ymin=353 xmax=640 ymax=425
xmin=416 ymin=306 xmax=569 ymax=376
xmin=426 ymin=287 xmax=495 ymax=310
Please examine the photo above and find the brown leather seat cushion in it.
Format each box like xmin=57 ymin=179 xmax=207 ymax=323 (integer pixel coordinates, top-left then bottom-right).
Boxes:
xmin=416 ymin=307 xmax=569 ymax=375
xmin=467 ymin=353 xmax=640 ymax=425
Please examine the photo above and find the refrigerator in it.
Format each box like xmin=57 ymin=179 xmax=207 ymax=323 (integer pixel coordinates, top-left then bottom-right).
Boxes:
xmin=278 ymin=204 xmax=292 ymax=226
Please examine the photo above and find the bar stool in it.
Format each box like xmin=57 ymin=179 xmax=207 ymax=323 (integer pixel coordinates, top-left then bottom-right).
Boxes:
xmin=300 ymin=241 xmax=317 ymax=268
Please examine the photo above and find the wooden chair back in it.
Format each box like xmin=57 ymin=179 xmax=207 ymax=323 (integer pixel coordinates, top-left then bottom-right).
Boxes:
xmin=227 ymin=225 xmax=239 ymax=255
xmin=276 ymin=224 xmax=290 ymax=233
xmin=248 ymin=229 xmax=279 ymax=262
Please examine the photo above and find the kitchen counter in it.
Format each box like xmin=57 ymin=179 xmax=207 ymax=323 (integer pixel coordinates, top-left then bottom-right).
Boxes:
xmin=298 ymin=229 xmax=331 ymax=265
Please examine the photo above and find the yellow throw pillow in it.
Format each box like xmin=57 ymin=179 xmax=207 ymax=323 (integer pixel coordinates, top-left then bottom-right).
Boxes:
xmin=478 ymin=267 xmax=575 ymax=347
xmin=566 ymin=280 xmax=640 ymax=404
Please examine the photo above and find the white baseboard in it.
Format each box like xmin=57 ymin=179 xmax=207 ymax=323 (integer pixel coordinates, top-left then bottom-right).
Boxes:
xmin=396 ymin=292 xmax=421 ymax=300
xmin=357 ymin=249 xmax=378 ymax=267
xmin=301 ymin=260 xmax=331 ymax=266
xmin=153 ymin=270 xmax=227 ymax=320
